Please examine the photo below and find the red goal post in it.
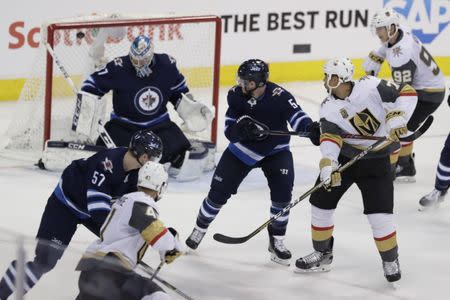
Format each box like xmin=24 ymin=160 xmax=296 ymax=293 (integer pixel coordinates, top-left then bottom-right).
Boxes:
xmin=5 ymin=14 xmax=222 ymax=155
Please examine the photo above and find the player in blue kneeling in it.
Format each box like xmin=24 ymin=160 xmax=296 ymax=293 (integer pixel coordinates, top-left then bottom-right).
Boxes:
xmin=0 ymin=130 xmax=162 ymax=299
xmin=185 ymin=59 xmax=320 ymax=266
xmin=76 ymin=35 xmax=214 ymax=181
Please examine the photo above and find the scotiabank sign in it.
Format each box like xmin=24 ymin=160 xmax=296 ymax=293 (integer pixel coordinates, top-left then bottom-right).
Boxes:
xmin=8 ymin=21 xmax=184 ymax=50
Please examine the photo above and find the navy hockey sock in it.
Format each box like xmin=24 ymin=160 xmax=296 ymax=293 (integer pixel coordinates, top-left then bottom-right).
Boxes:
xmin=195 ymin=197 xmax=222 ymax=230
xmin=435 ymin=144 xmax=450 ymax=191
xmin=268 ymin=201 xmax=290 ymax=236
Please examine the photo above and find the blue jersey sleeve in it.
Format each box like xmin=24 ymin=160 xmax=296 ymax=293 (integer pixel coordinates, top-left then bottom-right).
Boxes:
xmin=81 ymin=58 xmax=124 ymax=97
xmin=224 ymin=86 xmax=242 ymax=143
xmin=165 ymin=55 xmax=189 ymax=106
xmin=281 ymin=93 xmax=312 ymax=133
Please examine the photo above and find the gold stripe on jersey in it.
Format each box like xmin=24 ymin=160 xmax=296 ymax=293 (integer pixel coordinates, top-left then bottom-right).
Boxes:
xmin=374 ymin=232 xmax=397 ymax=252
xmin=141 ymin=219 xmax=167 ymax=245
xmin=137 ymin=242 xmax=149 ymax=262
xmin=100 ymin=208 xmax=116 ymax=242
xmin=399 ymin=84 xmax=417 ymax=97
xmin=421 ymin=88 xmax=446 ymax=93
xmin=349 ymin=108 xmax=381 ymax=136
xmin=320 ymin=133 xmax=343 ymax=148
xmin=399 ymin=142 xmax=413 ymax=157
xmin=311 ymin=225 xmax=334 ymax=241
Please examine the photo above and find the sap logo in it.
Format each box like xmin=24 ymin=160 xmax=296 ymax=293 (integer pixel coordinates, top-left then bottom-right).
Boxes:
xmin=384 ymin=0 xmax=450 ymax=43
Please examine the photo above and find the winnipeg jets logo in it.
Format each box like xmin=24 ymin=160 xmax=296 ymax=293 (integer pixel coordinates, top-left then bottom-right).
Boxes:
xmin=247 ymin=97 xmax=257 ymax=108
xmin=134 ymin=86 xmax=163 ymax=115
xmin=102 ymin=157 xmax=114 ymax=174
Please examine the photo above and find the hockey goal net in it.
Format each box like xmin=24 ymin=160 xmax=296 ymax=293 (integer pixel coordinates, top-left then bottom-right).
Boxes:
xmin=4 ymin=14 xmax=221 ymax=157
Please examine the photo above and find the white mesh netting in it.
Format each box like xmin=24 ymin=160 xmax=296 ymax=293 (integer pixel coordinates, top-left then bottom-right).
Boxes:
xmin=4 ymin=14 xmax=220 ymax=156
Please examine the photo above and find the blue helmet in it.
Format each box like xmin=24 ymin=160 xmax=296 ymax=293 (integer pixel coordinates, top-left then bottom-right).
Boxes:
xmin=237 ymin=59 xmax=269 ymax=88
xmin=129 ymin=130 xmax=163 ymax=162
xmin=129 ymin=35 xmax=154 ymax=78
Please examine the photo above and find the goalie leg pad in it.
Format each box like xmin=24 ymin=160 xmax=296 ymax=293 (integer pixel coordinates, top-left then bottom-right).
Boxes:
xmin=72 ymin=91 xmax=106 ymax=143
xmin=40 ymin=141 xmax=103 ymax=171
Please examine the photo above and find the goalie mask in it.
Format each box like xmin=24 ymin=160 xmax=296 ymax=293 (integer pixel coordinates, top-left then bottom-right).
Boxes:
xmin=130 ymin=129 xmax=163 ymax=163
xmin=324 ymin=58 xmax=354 ymax=90
xmin=129 ymin=35 xmax=154 ymax=78
xmin=138 ymin=161 xmax=168 ymax=200
xmin=370 ymin=8 xmax=401 ymax=44
xmin=237 ymin=59 xmax=269 ymax=95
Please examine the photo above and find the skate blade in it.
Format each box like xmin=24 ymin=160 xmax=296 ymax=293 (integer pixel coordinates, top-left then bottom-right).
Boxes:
xmin=270 ymin=255 xmax=291 ymax=266
xmin=294 ymin=264 xmax=331 ymax=273
xmin=394 ymin=176 xmax=416 ymax=183
xmin=388 ymin=281 xmax=398 ymax=290
xmin=418 ymin=203 xmax=440 ymax=212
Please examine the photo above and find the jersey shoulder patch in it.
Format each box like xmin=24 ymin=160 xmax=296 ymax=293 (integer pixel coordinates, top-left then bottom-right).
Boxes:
xmin=376 ymin=79 xmax=399 ymax=103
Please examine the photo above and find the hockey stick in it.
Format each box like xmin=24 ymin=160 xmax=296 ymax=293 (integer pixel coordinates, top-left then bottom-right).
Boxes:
xmin=213 ymin=116 xmax=433 ymax=245
xmin=150 ymin=261 xmax=164 ymax=281
xmin=260 ymin=115 xmax=433 ymax=143
xmin=44 ymin=43 xmax=116 ymax=149
xmin=138 ymin=261 xmax=195 ymax=300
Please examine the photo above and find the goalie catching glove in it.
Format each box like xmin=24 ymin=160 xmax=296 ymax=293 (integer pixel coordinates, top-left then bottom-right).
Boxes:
xmin=362 ymin=51 xmax=385 ymax=76
xmin=176 ymin=93 xmax=214 ymax=132
xmin=319 ymin=157 xmax=341 ymax=191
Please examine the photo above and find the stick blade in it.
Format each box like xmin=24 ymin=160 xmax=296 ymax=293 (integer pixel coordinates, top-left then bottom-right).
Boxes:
xmin=399 ymin=115 xmax=433 ymax=142
xmin=213 ymin=233 xmax=250 ymax=244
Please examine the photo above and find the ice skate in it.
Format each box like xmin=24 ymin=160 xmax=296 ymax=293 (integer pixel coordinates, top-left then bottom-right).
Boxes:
xmin=185 ymin=227 xmax=206 ymax=250
xmin=294 ymin=249 xmax=333 ymax=273
xmin=383 ymin=258 xmax=401 ymax=283
xmin=419 ymin=188 xmax=447 ymax=211
xmin=268 ymin=235 xmax=291 ymax=266
xmin=395 ymin=154 xmax=416 ymax=183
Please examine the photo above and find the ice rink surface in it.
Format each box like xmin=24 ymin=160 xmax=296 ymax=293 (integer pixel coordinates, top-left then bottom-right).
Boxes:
xmin=0 ymin=80 xmax=449 ymax=300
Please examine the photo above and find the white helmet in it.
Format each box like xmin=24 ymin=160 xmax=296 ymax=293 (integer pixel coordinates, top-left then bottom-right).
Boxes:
xmin=324 ymin=58 xmax=354 ymax=89
xmin=138 ymin=161 xmax=168 ymax=198
xmin=370 ymin=8 xmax=400 ymax=37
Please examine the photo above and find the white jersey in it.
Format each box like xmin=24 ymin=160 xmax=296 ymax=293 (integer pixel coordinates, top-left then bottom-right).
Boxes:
xmin=377 ymin=27 xmax=445 ymax=91
xmin=319 ymin=76 xmax=418 ymax=160
xmin=84 ymin=191 xmax=159 ymax=269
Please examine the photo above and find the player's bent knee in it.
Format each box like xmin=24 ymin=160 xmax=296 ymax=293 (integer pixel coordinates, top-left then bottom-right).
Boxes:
xmin=35 ymin=241 xmax=66 ymax=271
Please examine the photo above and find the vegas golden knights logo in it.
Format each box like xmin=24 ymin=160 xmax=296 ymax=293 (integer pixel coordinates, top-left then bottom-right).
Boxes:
xmin=349 ymin=108 xmax=380 ymax=136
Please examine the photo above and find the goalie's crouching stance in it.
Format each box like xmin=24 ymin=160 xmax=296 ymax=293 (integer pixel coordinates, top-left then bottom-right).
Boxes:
xmin=76 ymin=161 xmax=182 ymax=300
xmin=63 ymin=34 xmax=216 ymax=181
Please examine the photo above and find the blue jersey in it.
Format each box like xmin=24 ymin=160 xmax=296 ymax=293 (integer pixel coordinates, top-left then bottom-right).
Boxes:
xmin=225 ymin=82 xmax=312 ymax=166
xmin=53 ymin=147 xmax=138 ymax=226
xmin=81 ymin=53 xmax=189 ymax=127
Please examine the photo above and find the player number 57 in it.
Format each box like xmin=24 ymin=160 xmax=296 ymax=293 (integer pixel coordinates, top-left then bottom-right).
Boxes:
xmin=91 ymin=171 xmax=106 ymax=186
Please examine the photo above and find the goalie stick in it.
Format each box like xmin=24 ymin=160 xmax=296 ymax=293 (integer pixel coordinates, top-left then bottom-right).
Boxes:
xmin=44 ymin=43 xmax=116 ymax=149
xmin=261 ymin=115 xmax=433 ymax=143
xmin=213 ymin=116 xmax=433 ymax=245
xmin=138 ymin=261 xmax=195 ymax=300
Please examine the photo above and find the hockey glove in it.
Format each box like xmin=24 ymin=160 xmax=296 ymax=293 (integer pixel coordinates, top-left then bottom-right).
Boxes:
xmin=163 ymin=227 xmax=183 ymax=264
xmin=362 ymin=51 xmax=385 ymax=76
xmin=386 ymin=111 xmax=408 ymax=141
xmin=176 ymin=93 xmax=214 ymax=132
xmin=306 ymin=121 xmax=321 ymax=146
xmin=235 ymin=115 xmax=269 ymax=142
xmin=319 ymin=158 xmax=341 ymax=191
